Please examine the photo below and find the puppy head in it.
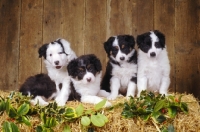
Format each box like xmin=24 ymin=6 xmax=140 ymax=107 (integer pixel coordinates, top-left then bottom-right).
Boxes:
xmin=137 ymin=30 xmax=165 ymax=58
xmin=104 ymin=35 xmax=135 ymax=63
xmin=38 ymin=39 xmax=76 ymax=69
xmin=67 ymin=54 xmax=102 ymax=84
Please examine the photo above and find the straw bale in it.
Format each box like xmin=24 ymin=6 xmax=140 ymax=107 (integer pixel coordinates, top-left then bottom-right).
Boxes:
xmin=0 ymin=91 xmax=199 ymax=132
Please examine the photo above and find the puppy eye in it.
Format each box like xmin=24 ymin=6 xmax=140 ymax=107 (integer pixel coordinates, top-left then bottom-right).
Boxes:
xmin=155 ymin=42 xmax=161 ymax=47
xmin=50 ymin=54 xmax=52 ymax=56
xmin=121 ymin=44 xmax=125 ymax=49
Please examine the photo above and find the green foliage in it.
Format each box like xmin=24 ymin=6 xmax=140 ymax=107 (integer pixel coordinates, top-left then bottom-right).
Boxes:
xmin=121 ymin=91 xmax=188 ymax=131
xmin=0 ymin=92 xmax=110 ymax=131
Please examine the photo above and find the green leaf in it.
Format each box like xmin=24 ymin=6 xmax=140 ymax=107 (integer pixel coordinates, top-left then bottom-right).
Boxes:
xmin=2 ymin=121 xmax=20 ymax=132
xmin=97 ymin=113 xmax=108 ymax=123
xmin=40 ymin=112 xmax=46 ymax=124
xmin=65 ymin=107 xmax=77 ymax=118
xmin=81 ymin=116 xmax=91 ymax=126
xmin=63 ymin=125 xmax=71 ymax=132
xmin=21 ymin=116 xmax=31 ymax=126
xmin=0 ymin=99 xmax=6 ymax=112
xmin=167 ymin=106 xmax=177 ymax=118
xmin=140 ymin=114 xmax=150 ymax=121
xmin=91 ymin=114 xmax=105 ymax=127
xmin=75 ymin=104 xmax=84 ymax=117
xmin=94 ymin=99 xmax=106 ymax=111
xmin=8 ymin=106 xmax=17 ymax=118
xmin=17 ymin=103 xmax=30 ymax=116
xmin=45 ymin=117 xmax=58 ymax=128
xmin=154 ymin=100 xmax=165 ymax=112
xmin=36 ymin=126 xmax=43 ymax=132
xmin=180 ymin=102 xmax=188 ymax=113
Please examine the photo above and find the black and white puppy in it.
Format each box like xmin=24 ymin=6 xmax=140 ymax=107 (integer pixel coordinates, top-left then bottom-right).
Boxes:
xmin=101 ymin=35 xmax=137 ymax=100
xmin=38 ymin=38 xmax=77 ymax=106
xmin=67 ymin=54 xmax=111 ymax=107
xmin=19 ymin=73 xmax=80 ymax=106
xmin=19 ymin=73 xmax=57 ymax=106
xmin=136 ymin=30 xmax=170 ymax=97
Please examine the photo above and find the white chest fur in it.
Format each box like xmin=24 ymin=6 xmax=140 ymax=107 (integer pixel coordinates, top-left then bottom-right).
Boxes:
xmin=111 ymin=62 xmax=137 ymax=88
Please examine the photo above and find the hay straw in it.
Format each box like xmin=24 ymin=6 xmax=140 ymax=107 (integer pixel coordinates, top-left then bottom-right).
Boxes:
xmin=0 ymin=91 xmax=199 ymax=132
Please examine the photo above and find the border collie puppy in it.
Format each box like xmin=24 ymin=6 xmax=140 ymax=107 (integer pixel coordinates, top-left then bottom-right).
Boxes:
xmin=38 ymin=38 xmax=77 ymax=106
xmin=67 ymin=54 xmax=111 ymax=107
xmin=19 ymin=73 xmax=57 ymax=106
xmin=136 ymin=30 xmax=170 ymax=97
xmin=101 ymin=35 xmax=137 ymax=100
xmin=19 ymin=73 xmax=79 ymax=106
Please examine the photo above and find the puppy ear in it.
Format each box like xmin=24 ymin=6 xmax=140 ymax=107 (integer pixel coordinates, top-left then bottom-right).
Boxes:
xmin=67 ymin=59 xmax=77 ymax=77
xmin=125 ymin=35 xmax=135 ymax=48
xmin=136 ymin=34 xmax=144 ymax=46
xmin=59 ymin=39 xmax=77 ymax=61
xmin=154 ymin=30 xmax=165 ymax=48
xmin=104 ymin=37 xmax=115 ymax=55
xmin=38 ymin=44 xmax=48 ymax=59
xmin=89 ymin=54 xmax=102 ymax=72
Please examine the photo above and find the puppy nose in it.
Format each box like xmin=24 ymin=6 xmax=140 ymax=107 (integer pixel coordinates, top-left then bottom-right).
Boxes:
xmin=54 ymin=61 xmax=59 ymax=65
xmin=150 ymin=52 xmax=156 ymax=57
xmin=120 ymin=57 xmax=125 ymax=60
xmin=87 ymin=78 xmax=91 ymax=82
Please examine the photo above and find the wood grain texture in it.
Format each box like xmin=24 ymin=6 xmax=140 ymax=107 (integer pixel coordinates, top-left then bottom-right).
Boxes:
xmin=108 ymin=0 xmax=136 ymax=36
xmin=84 ymin=0 xmax=107 ymax=71
xmin=175 ymin=0 xmax=200 ymax=98
xmin=154 ymin=0 xmax=175 ymax=92
xmin=62 ymin=0 xmax=85 ymax=57
xmin=136 ymin=0 xmax=154 ymax=35
xmin=19 ymin=0 xmax=43 ymax=87
xmin=0 ymin=0 xmax=20 ymax=90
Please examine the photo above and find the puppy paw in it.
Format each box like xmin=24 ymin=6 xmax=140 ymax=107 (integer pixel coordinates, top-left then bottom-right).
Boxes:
xmin=55 ymin=98 xmax=66 ymax=106
xmin=104 ymin=101 xmax=112 ymax=107
xmin=107 ymin=95 xmax=117 ymax=100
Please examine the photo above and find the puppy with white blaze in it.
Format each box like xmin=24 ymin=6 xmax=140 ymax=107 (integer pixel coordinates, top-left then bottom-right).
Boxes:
xmin=38 ymin=38 xmax=77 ymax=106
xmin=136 ymin=30 xmax=170 ymax=97
xmin=67 ymin=54 xmax=111 ymax=107
xmin=101 ymin=35 xmax=137 ymax=100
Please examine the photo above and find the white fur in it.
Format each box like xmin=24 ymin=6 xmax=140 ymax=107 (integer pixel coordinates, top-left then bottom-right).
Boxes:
xmin=44 ymin=39 xmax=76 ymax=106
xmin=71 ymin=72 xmax=111 ymax=107
xmin=107 ymin=37 xmax=137 ymax=100
xmin=137 ymin=32 xmax=170 ymax=97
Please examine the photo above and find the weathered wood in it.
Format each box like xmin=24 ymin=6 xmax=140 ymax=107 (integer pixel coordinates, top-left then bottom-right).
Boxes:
xmin=0 ymin=0 xmax=20 ymax=90
xmin=84 ymin=0 xmax=107 ymax=70
xmin=62 ymin=0 xmax=85 ymax=57
xmin=154 ymin=0 xmax=175 ymax=92
xmin=136 ymin=0 xmax=154 ymax=35
xmin=175 ymin=0 xmax=200 ymax=98
xmin=42 ymin=0 xmax=63 ymax=72
xmin=108 ymin=0 xmax=136 ymax=36
xmin=19 ymin=0 xmax=43 ymax=87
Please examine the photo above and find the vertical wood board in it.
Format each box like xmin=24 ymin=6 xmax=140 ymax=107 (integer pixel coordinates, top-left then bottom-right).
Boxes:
xmin=0 ymin=0 xmax=20 ymax=90
xmin=19 ymin=0 xmax=43 ymax=87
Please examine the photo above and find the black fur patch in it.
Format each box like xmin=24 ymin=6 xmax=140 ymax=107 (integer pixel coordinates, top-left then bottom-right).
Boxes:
xmin=136 ymin=30 xmax=165 ymax=53
xmin=19 ymin=74 xmax=56 ymax=99
xmin=67 ymin=54 xmax=102 ymax=80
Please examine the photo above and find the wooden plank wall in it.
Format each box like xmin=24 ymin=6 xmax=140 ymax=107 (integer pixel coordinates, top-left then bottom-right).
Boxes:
xmin=0 ymin=0 xmax=200 ymax=99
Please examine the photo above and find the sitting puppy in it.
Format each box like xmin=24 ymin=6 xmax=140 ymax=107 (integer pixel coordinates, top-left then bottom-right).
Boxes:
xmin=67 ymin=54 xmax=111 ymax=107
xmin=19 ymin=73 xmax=57 ymax=106
xmin=38 ymin=38 xmax=77 ymax=106
xmin=19 ymin=73 xmax=80 ymax=106
xmin=136 ymin=30 xmax=170 ymax=97
xmin=101 ymin=35 xmax=137 ymax=100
